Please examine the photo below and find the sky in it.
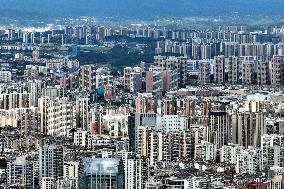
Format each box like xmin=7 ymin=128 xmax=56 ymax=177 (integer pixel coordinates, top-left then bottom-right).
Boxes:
xmin=0 ymin=0 xmax=283 ymax=19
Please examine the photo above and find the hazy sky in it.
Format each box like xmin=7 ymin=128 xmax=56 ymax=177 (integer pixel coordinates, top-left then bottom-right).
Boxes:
xmin=0 ymin=0 xmax=283 ymax=18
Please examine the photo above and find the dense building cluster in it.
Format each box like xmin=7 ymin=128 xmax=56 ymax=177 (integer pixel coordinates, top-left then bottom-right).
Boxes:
xmin=0 ymin=25 xmax=283 ymax=189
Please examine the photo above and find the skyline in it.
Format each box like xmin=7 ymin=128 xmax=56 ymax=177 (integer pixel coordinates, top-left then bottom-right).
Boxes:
xmin=0 ymin=1 xmax=284 ymax=189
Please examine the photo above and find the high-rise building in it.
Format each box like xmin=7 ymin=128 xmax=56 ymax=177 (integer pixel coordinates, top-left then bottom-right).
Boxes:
xmin=227 ymin=56 xmax=239 ymax=84
xmin=41 ymin=97 xmax=75 ymax=136
xmin=225 ymin=42 xmax=238 ymax=57
xmin=231 ymin=111 xmax=266 ymax=148
xmin=7 ymin=157 xmax=38 ymax=188
xmin=146 ymin=67 xmax=178 ymax=93
xmin=188 ymin=176 xmax=208 ymax=189
xmin=187 ymin=60 xmax=199 ymax=75
xmin=213 ymin=55 xmax=225 ymax=83
xmin=134 ymin=126 xmax=193 ymax=164
xmin=220 ymin=143 xmax=244 ymax=164
xmin=130 ymin=72 xmax=142 ymax=93
xmin=79 ymin=65 xmax=96 ymax=92
xmin=257 ymin=61 xmax=270 ymax=85
xmin=191 ymin=43 xmax=201 ymax=60
xmin=124 ymin=67 xmax=142 ymax=91
xmin=0 ymin=71 xmax=12 ymax=82
xmin=19 ymin=107 xmax=39 ymax=135
xmin=126 ymin=156 xmax=149 ymax=189
xmin=208 ymin=111 xmax=231 ymax=149
xmin=136 ymin=157 xmax=150 ymax=189
xmin=270 ymin=55 xmax=284 ymax=86
xmin=236 ymin=147 xmax=261 ymax=174
xmin=154 ymin=55 xmax=188 ymax=87
xmin=198 ymin=60 xmax=211 ymax=84
xmin=135 ymin=93 xmax=156 ymax=113
xmin=156 ymin=114 xmax=188 ymax=132
xmin=102 ymin=114 xmax=129 ymax=137
xmin=32 ymin=50 xmax=40 ymax=61
xmin=0 ymin=108 xmax=32 ymax=128
xmin=7 ymin=29 xmax=15 ymax=40
xmin=74 ymin=130 xmax=88 ymax=147
xmin=75 ymin=97 xmax=90 ymax=131
xmin=201 ymin=44 xmax=211 ymax=60
xmin=63 ymin=161 xmax=79 ymax=189
xmin=79 ymin=158 xmax=125 ymax=189
xmin=261 ymin=134 xmax=284 ymax=170
xmin=241 ymin=60 xmax=255 ymax=84
xmin=27 ymin=80 xmax=44 ymax=107
xmin=0 ymin=92 xmax=31 ymax=110
xmin=95 ymin=74 xmax=113 ymax=89
xmin=267 ymin=166 xmax=284 ymax=189
xmin=60 ymin=76 xmax=76 ymax=90
xmin=42 ymin=86 xmax=60 ymax=100
xmin=40 ymin=177 xmax=55 ymax=189
xmin=39 ymin=145 xmax=64 ymax=181
xmin=38 ymin=96 xmax=49 ymax=134
xmin=159 ymin=98 xmax=195 ymax=116
xmin=190 ymin=125 xmax=207 ymax=144
xmin=194 ymin=141 xmax=217 ymax=161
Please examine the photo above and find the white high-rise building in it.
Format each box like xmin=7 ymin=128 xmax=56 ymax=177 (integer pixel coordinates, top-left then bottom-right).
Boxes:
xmin=63 ymin=161 xmax=79 ymax=188
xmin=115 ymin=150 xmax=135 ymax=189
xmin=74 ymin=130 xmax=88 ymax=147
xmin=220 ymin=143 xmax=244 ymax=164
xmin=40 ymin=177 xmax=55 ymax=189
xmin=39 ymin=97 xmax=75 ymax=136
xmin=267 ymin=166 xmax=284 ymax=189
xmin=126 ymin=159 xmax=135 ymax=189
xmin=102 ymin=114 xmax=129 ymax=137
xmin=156 ymin=114 xmax=188 ymax=132
xmin=0 ymin=108 xmax=29 ymax=127
xmin=188 ymin=176 xmax=208 ymax=189
xmin=42 ymin=86 xmax=60 ymax=100
xmin=194 ymin=141 xmax=217 ymax=161
xmin=0 ymin=71 xmax=12 ymax=82
xmin=261 ymin=134 xmax=284 ymax=170
xmin=96 ymin=74 xmax=113 ymax=89
xmin=236 ymin=146 xmax=261 ymax=174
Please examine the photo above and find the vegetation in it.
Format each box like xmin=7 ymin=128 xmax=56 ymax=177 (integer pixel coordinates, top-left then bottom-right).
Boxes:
xmin=77 ymin=44 xmax=154 ymax=70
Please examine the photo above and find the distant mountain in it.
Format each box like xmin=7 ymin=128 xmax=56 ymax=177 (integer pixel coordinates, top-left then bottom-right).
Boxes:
xmin=0 ymin=0 xmax=283 ymax=19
